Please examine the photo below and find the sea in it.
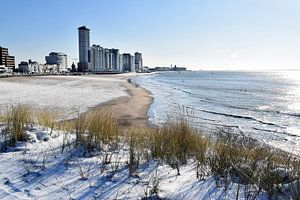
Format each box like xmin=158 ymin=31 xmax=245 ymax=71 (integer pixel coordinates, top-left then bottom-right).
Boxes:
xmin=132 ymin=70 xmax=300 ymax=155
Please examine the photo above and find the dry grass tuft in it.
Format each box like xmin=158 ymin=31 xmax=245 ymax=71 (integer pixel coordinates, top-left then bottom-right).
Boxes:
xmin=1 ymin=104 xmax=299 ymax=199
xmin=73 ymin=112 xmax=88 ymax=146
xmin=34 ymin=110 xmax=58 ymax=134
xmin=85 ymin=109 xmax=119 ymax=151
xmin=0 ymin=113 xmax=5 ymax=123
xmin=146 ymin=118 xmax=208 ymax=175
xmin=3 ymin=104 xmax=32 ymax=146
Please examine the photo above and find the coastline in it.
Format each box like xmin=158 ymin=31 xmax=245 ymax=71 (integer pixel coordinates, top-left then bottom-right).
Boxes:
xmin=92 ymin=76 xmax=153 ymax=128
xmin=0 ymin=75 xmax=299 ymax=199
xmin=0 ymin=74 xmax=153 ymax=128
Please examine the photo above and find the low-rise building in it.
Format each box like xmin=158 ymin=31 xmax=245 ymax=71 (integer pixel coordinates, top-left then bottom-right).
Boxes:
xmin=18 ymin=60 xmax=46 ymax=74
xmin=18 ymin=61 xmax=30 ymax=73
xmin=43 ymin=64 xmax=59 ymax=74
xmin=45 ymin=52 xmax=68 ymax=72
xmin=154 ymin=66 xmax=170 ymax=71
xmin=0 ymin=65 xmax=6 ymax=73
xmin=171 ymin=65 xmax=187 ymax=71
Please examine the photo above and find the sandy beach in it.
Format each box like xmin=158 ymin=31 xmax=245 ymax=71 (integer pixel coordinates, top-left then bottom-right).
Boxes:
xmin=0 ymin=74 xmax=153 ymax=128
xmin=94 ymin=77 xmax=153 ymax=128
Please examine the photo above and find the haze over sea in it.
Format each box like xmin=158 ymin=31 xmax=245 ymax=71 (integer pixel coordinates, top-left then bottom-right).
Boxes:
xmin=133 ymin=70 xmax=300 ymax=155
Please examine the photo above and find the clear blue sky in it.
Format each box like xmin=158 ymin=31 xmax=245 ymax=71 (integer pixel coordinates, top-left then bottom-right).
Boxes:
xmin=1 ymin=0 xmax=300 ymax=70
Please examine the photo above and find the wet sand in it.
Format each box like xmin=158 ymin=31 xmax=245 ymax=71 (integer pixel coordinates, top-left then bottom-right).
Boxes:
xmin=95 ymin=77 xmax=153 ymax=128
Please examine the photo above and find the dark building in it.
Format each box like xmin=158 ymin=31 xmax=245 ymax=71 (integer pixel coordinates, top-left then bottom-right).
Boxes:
xmin=78 ymin=26 xmax=90 ymax=72
xmin=0 ymin=47 xmax=15 ymax=71
xmin=171 ymin=65 xmax=187 ymax=71
xmin=122 ymin=53 xmax=135 ymax=72
xmin=134 ymin=52 xmax=143 ymax=71
xmin=110 ymin=49 xmax=120 ymax=71
xmin=18 ymin=61 xmax=29 ymax=73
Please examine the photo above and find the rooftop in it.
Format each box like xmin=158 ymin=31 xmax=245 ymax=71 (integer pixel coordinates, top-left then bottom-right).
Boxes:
xmin=49 ymin=52 xmax=67 ymax=56
xmin=78 ymin=26 xmax=90 ymax=31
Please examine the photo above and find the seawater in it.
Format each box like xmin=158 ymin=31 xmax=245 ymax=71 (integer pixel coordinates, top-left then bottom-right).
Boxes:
xmin=132 ymin=70 xmax=300 ymax=154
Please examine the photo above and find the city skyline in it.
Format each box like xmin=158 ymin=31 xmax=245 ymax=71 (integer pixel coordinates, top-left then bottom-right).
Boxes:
xmin=1 ymin=0 xmax=300 ymax=70
xmin=78 ymin=25 xmax=142 ymax=73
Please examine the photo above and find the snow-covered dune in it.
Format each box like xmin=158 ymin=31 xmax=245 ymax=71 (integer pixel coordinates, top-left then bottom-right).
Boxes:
xmin=0 ymin=75 xmax=128 ymax=118
xmin=0 ymin=126 xmax=270 ymax=200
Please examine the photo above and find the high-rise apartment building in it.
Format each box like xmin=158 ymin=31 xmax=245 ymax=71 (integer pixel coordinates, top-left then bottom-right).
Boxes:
xmin=122 ymin=53 xmax=135 ymax=72
xmin=118 ymin=54 xmax=123 ymax=72
xmin=90 ymin=45 xmax=100 ymax=72
xmin=104 ymin=48 xmax=111 ymax=71
xmin=130 ymin=55 xmax=135 ymax=72
xmin=76 ymin=26 xmax=142 ymax=73
xmin=122 ymin=53 xmax=130 ymax=72
xmin=134 ymin=52 xmax=143 ymax=71
xmin=91 ymin=45 xmax=112 ymax=72
xmin=0 ymin=47 xmax=15 ymax=71
xmin=110 ymin=49 xmax=120 ymax=71
xmin=78 ymin=26 xmax=90 ymax=72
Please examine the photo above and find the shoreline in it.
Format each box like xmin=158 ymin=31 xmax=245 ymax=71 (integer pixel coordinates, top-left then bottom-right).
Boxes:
xmin=0 ymin=74 xmax=153 ymax=128
xmin=91 ymin=76 xmax=153 ymax=128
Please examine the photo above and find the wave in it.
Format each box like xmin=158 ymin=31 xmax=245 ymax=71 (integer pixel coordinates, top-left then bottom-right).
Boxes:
xmin=253 ymin=127 xmax=300 ymax=138
xmin=185 ymin=96 xmax=300 ymax=119
xmin=191 ymin=120 xmax=241 ymax=130
xmin=163 ymin=84 xmax=300 ymax=118
xmin=198 ymin=98 xmax=300 ymax=118
xmin=185 ymin=114 xmax=216 ymax=122
xmin=185 ymin=106 xmax=284 ymax=128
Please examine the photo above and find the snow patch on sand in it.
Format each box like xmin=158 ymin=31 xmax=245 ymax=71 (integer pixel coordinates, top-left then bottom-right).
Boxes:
xmin=0 ymin=76 xmax=128 ymax=119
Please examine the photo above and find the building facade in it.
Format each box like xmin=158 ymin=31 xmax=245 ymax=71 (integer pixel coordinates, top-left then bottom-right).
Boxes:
xmin=76 ymin=26 xmax=143 ymax=73
xmin=110 ymin=49 xmax=120 ymax=71
xmin=122 ymin=53 xmax=135 ymax=72
xmin=78 ymin=26 xmax=90 ymax=72
xmin=122 ymin=53 xmax=130 ymax=72
xmin=18 ymin=60 xmax=45 ymax=74
xmin=90 ymin=45 xmax=100 ymax=72
xmin=45 ymin=52 xmax=68 ymax=72
xmin=118 ymin=54 xmax=123 ymax=72
xmin=134 ymin=52 xmax=143 ymax=71
xmin=0 ymin=65 xmax=6 ymax=73
xmin=130 ymin=55 xmax=135 ymax=72
xmin=104 ymin=48 xmax=111 ymax=71
xmin=0 ymin=47 xmax=15 ymax=71
xmin=18 ymin=61 xmax=29 ymax=73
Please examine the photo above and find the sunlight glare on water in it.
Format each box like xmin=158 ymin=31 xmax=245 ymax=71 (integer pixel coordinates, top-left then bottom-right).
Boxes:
xmin=133 ymin=70 xmax=300 ymax=155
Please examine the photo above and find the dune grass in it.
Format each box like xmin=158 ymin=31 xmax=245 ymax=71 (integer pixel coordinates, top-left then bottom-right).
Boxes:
xmin=2 ymin=104 xmax=32 ymax=146
xmin=0 ymin=104 xmax=299 ymax=199
xmin=35 ymin=110 xmax=58 ymax=131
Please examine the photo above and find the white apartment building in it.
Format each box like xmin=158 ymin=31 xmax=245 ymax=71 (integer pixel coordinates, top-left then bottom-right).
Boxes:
xmin=45 ymin=52 xmax=68 ymax=72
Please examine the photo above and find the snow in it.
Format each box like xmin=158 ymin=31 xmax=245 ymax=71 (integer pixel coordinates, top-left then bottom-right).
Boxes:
xmin=0 ymin=125 xmax=272 ymax=200
xmin=0 ymin=75 xmax=128 ymax=119
xmin=0 ymin=75 xmax=294 ymax=199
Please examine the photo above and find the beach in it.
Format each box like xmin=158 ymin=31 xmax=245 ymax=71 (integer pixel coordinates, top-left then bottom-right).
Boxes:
xmin=0 ymin=73 xmax=299 ymax=200
xmin=94 ymin=78 xmax=153 ymax=128
xmin=0 ymin=74 xmax=153 ymax=127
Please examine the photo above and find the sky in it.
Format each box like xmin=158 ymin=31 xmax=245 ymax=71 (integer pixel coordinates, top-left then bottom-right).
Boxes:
xmin=1 ymin=0 xmax=300 ymax=70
